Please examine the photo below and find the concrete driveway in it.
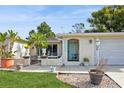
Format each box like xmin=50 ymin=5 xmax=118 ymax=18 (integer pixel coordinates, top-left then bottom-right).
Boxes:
xmin=106 ymin=72 xmax=124 ymax=88
xmin=106 ymin=66 xmax=124 ymax=88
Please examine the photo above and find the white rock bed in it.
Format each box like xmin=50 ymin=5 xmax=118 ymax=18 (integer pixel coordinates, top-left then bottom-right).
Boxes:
xmin=57 ymin=73 xmax=120 ymax=88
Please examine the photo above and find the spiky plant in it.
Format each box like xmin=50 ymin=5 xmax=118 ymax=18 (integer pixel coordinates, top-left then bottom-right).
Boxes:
xmin=8 ymin=30 xmax=18 ymax=51
xmin=28 ymin=32 xmax=48 ymax=56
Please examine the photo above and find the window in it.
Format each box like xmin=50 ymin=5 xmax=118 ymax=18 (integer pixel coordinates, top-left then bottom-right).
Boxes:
xmin=37 ymin=44 xmax=58 ymax=57
xmin=47 ymin=44 xmax=57 ymax=56
xmin=37 ymin=48 xmax=42 ymax=56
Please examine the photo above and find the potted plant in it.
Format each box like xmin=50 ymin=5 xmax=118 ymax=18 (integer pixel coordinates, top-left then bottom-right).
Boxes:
xmin=0 ymin=30 xmax=18 ymax=68
xmin=41 ymin=43 xmax=48 ymax=58
xmin=24 ymin=44 xmax=30 ymax=58
xmin=1 ymin=51 xmax=15 ymax=68
xmin=83 ymin=57 xmax=90 ymax=66
xmin=89 ymin=58 xmax=107 ymax=85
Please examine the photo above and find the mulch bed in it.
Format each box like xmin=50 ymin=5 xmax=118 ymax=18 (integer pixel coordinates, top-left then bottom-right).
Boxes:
xmin=57 ymin=73 xmax=120 ymax=88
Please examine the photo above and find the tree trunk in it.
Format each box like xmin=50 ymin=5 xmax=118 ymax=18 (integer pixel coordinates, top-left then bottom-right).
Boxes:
xmin=38 ymin=48 xmax=41 ymax=57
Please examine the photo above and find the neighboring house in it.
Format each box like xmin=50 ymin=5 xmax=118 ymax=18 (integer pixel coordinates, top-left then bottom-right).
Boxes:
xmin=12 ymin=42 xmax=29 ymax=58
xmin=12 ymin=42 xmax=30 ymax=66
xmin=30 ymin=32 xmax=124 ymax=66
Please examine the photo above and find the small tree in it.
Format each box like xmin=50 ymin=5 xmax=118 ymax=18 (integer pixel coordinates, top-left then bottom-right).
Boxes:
xmin=72 ymin=23 xmax=85 ymax=33
xmin=29 ymin=30 xmax=35 ymax=36
xmin=37 ymin=22 xmax=55 ymax=38
xmin=88 ymin=5 xmax=124 ymax=32
xmin=26 ymin=22 xmax=55 ymax=40
xmin=26 ymin=30 xmax=35 ymax=40
xmin=28 ymin=32 xmax=48 ymax=57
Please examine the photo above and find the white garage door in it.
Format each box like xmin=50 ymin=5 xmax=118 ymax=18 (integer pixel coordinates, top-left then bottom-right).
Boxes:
xmin=100 ymin=39 xmax=124 ymax=65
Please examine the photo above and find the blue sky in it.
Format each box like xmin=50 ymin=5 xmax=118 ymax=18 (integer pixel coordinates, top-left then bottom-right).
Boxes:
xmin=0 ymin=5 xmax=105 ymax=38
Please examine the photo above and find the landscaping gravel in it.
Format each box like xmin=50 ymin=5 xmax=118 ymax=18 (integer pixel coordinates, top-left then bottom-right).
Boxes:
xmin=57 ymin=73 xmax=120 ymax=88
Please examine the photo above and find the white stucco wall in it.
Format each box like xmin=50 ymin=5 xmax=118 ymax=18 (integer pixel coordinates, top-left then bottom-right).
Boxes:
xmin=61 ymin=37 xmax=95 ymax=65
xmin=79 ymin=38 xmax=95 ymax=65
xmin=12 ymin=42 xmax=29 ymax=58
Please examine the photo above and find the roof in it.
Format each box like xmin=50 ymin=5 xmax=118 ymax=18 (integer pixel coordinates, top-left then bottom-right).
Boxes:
xmin=57 ymin=32 xmax=124 ymax=38
xmin=47 ymin=37 xmax=62 ymax=43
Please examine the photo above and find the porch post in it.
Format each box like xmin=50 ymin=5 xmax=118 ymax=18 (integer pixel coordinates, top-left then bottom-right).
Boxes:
xmin=62 ymin=39 xmax=67 ymax=65
xmin=96 ymin=39 xmax=101 ymax=65
xmin=38 ymin=48 xmax=41 ymax=57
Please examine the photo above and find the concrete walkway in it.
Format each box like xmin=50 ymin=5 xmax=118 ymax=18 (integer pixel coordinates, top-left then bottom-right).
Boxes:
xmin=21 ymin=65 xmax=91 ymax=74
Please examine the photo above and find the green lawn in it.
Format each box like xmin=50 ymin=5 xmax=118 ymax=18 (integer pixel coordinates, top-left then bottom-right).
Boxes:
xmin=0 ymin=70 xmax=74 ymax=88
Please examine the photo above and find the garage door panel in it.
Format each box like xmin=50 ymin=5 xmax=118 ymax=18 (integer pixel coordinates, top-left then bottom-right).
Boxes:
xmin=107 ymin=59 xmax=124 ymax=65
xmin=100 ymin=39 xmax=124 ymax=65
xmin=100 ymin=52 xmax=124 ymax=57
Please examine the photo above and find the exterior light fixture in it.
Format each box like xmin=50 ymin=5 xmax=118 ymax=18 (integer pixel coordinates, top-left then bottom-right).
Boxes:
xmin=95 ymin=39 xmax=101 ymax=65
xmin=89 ymin=39 xmax=92 ymax=44
xmin=96 ymin=39 xmax=101 ymax=50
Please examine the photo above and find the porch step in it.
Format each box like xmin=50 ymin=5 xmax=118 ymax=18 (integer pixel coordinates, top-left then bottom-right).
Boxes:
xmin=30 ymin=60 xmax=40 ymax=65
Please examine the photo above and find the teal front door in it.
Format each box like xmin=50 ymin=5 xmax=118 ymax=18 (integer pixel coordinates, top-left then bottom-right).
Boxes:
xmin=68 ymin=39 xmax=79 ymax=61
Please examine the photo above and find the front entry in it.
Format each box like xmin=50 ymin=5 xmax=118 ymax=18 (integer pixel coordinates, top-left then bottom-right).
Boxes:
xmin=68 ymin=39 xmax=79 ymax=61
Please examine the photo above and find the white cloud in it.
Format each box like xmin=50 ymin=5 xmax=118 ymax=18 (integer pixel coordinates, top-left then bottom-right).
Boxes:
xmin=0 ymin=6 xmax=48 ymax=23
xmin=22 ymin=6 xmax=48 ymax=15
xmin=0 ymin=6 xmax=99 ymax=23
xmin=72 ymin=8 xmax=99 ymax=15
xmin=0 ymin=14 xmax=27 ymax=22
xmin=34 ymin=12 xmax=86 ymax=21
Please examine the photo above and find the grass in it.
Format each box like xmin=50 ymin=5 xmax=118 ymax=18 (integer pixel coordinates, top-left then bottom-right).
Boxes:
xmin=0 ymin=70 xmax=74 ymax=88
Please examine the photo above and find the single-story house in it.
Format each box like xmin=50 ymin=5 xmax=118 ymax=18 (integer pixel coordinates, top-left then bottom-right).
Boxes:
xmin=30 ymin=32 xmax=124 ymax=66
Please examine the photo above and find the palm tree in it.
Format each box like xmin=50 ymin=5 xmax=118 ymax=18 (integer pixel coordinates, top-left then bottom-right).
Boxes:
xmin=0 ymin=32 xmax=7 ymax=43
xmin=0 ymin=32 xmax=7 ymax=57
xmin=8 ymin=30 xmax=18 ymax=51
xmin=28 ymin=32 xmax=48 ymax=57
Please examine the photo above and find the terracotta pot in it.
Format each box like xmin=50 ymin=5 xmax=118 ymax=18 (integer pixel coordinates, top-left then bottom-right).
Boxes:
xmin=1 ymin=58 xmax=14 ymax=68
